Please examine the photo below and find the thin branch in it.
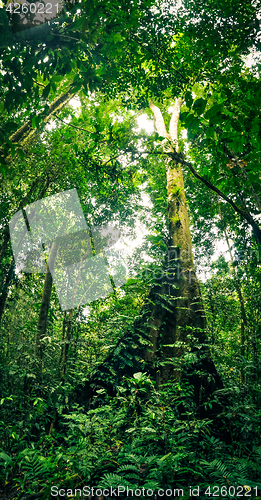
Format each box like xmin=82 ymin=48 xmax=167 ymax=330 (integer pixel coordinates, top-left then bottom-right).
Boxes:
xmin=52 ymin=33 xmax=82 ymax=42
xmin=54 ymin=114 xmax=93 ymax=133
xmin=32 ymin=79 xmax=45 ymax=88
xmin=168 ymin=150 xmax=261 ymax=244
xmin=132 ymin=147 xmax=261 ymax=243
xmin=103 ymin=153 xmax=128 ymax=166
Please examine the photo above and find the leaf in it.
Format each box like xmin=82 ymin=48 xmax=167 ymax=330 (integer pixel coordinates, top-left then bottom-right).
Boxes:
xmin=17 ymin=149 xmax=25 ymax=159
xmin=205 ymin=127 xmax=215 ymax=139
xmin=159 ymin=452 xmax=172 ymax=461
xmin=204 ymin=103 xmax=223 ymax=120
xmin=184 ymin=113 xmax=195 ymax=127
xmin=72 ymin=84 xmax=82 ymax=93
xmin=185 ymin=91 xmax=193 ymax=108
xmin=32 ymin=115 xmax=37 ymax=129
xmin=179 ymin=111 xmax=189 ymax=123
xmin=52 ymin=75 xmax=63 ymax=83
xmin=10 ymin=143 xmax=16 ymax=158
xmin=114 ymin=33 xmax=122 ymax=43
xmin=188 ymin=117 xmax=200 ymax=132
xmin=67 ymin=17 xmax=84 ymax=31
xmin=0 ymin=452 xmax=12 ymax=464
xmin=193 ymin=98 xmax=207 ymax=114
xmin=42 ymin=83 xmax=51 ymax=99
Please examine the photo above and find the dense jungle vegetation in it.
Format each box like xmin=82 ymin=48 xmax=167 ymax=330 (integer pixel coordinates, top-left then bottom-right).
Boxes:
xmin=0 ymin=0 xmax=261 ymax=498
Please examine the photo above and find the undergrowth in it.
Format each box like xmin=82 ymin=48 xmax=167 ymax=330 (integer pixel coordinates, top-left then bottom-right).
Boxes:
xmin=1 ymin=373 xmax=261 ymax=499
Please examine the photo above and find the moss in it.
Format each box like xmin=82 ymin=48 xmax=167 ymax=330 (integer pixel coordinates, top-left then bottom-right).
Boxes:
xmin=170 ymin=215 xmax=180 ymax=225
xmin=170 ymin=185 xmax=182 ymax=195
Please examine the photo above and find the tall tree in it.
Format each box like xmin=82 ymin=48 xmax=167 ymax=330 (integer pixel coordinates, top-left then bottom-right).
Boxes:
xmin=1 ymin=0 xmax=260 ymax=410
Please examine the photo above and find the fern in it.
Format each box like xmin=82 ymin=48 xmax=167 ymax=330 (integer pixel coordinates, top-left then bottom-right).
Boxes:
xmin=117 ymin=464 xmax=140 ymax=473
xmin=200 ymin=458 xmax=248 ymax=484
xmin=99 ymin=472 xmax=134 ymax=488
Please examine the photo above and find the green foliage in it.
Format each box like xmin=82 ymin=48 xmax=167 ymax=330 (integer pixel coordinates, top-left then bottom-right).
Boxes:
xmin=0 ymin=0 xmax=261 ymax=497
xmin=1 ymin=375 xmax=261 ymax=498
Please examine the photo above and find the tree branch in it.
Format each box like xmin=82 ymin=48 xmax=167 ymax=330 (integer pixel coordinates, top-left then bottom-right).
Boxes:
xmin=169 ymin=150 xmax=261 ymax=244
xmin=133 ymin=147 xmax=261 ymax=244
xmin=8 ymin=89 xmax=76 ymax=145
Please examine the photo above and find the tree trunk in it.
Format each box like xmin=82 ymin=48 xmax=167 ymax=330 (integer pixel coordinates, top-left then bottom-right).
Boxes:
xmin=60 ymin=309 xmax=73 ymax=379
xmin=59 ymin=311 xmax=67 ymax=365
xmin=0 ymin=226 xmax=10 ymax=264
xmin=34 ymin=240 xmax=59 ymax=362
xmin=9 ymin=90 xmax=76 ymax=148
xmin=0 ymin=262 xmax=15 ymax=324
xmin=148 ymin=100 xmax=208 ymax=386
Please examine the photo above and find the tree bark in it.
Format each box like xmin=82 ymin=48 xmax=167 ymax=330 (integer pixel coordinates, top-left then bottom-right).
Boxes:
xmin=0 ymin=226 xmax=10 ymax=264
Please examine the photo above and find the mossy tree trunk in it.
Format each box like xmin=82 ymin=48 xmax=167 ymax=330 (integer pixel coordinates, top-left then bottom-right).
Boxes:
xmin=148 ymin=100 xmax=208 ymax=386
xmin=0 ymin=88 xmax=77 ymax=180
